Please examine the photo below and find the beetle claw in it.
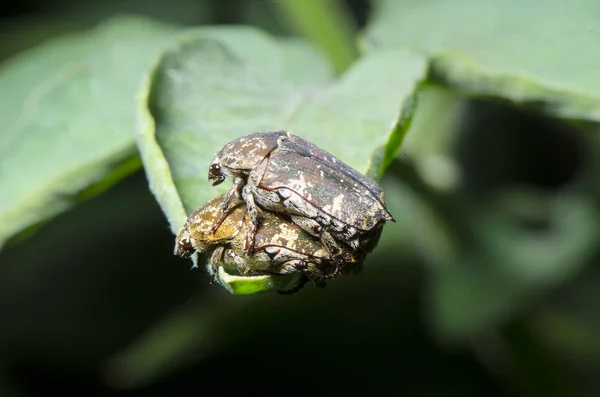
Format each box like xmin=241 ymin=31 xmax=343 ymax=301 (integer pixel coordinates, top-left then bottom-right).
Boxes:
xmin=277 ymin=275 xmax=310 ymax=295
xmin=245 ymin=233 xmax=256 ymax=254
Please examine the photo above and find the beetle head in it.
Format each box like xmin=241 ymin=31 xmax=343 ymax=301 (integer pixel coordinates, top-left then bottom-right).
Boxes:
xmin=175 ymin=225 xmax=213 ymax=257
xmin=208 ymin=162 xmax=225 ymax=186
xmin=174 ymin=228 xmax=194 ymax=258
xmin=208 ymin=131 xmax=287 ymax=185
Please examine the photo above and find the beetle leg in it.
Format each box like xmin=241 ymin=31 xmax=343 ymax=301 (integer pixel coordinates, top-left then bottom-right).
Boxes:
xmin=290 ymin=215 xmax=345 ymax=267
xmin=208 ymin=246 xmax=225 ymax=283
xmin=210 ymin=177 xmax=245 ymax=233
xmin=290 ymin=215 xmax=320 ymax=237
xmin=223 ymin=177 xmax=245 ymax=209
xmin=319 ymin=231 xmax=346 ymax=267
xmin=279 ymin=260 xmax=327 ymax=289
xmin=226 ymin=249 xmax=251 ymax=275
xmin=242 ymin=185 xmax=259 ymax=254
xmin=278 ymin=259 xmax=306 ymax=274
xmin=277 ymin=275 xmax=309 ymax=295
xmin=324 ymin=263 xmax=343 ymax=279
xmin=279 ymin=188 xmax=319 ymax=218
xmin=305 ymin=263 xmax=327 ymax=288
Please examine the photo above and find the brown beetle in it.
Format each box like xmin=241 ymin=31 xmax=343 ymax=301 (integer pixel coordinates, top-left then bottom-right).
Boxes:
xmin=175 ymin=195 xmax=362 ymax=292
xmin=208 ymin=131 xmax=393 ymax=263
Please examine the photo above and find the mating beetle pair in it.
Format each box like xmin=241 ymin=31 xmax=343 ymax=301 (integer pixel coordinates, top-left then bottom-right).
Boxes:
xmin=175 ymin=195 xmax=361 ymax=293
xmin=208 ymin=131 xmax=394 ymax=267
xmin=175 ymin=130 xmax=393 ymax=293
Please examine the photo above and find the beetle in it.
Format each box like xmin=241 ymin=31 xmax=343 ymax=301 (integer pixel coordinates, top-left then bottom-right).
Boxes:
xmin=174 ymin=195 xmax=362 ymax=293
xmin=207 ymin=130 xmax=394 ymax=262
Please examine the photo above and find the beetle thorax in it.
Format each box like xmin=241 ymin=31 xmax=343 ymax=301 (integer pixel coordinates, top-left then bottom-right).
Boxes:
xmin=209 ymin=132 xmax=285 ymax=186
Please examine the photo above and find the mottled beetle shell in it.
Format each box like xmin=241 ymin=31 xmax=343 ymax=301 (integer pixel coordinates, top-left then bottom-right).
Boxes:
xmin=258 ymin=148 xmax=389 ymax=231
xmin=175 ymin=195 xmax=357 ymax=287
xmin=174 ymin=198 xmax=245 ymax=258
xmin=208 ymin=131 xmax=393 ymax=256
xmin=209 ymin=132 xmax=282 ymax=179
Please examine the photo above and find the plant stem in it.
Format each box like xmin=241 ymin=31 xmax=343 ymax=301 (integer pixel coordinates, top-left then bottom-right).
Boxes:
xmin=275 ymin=0 xmax=358 ymax=75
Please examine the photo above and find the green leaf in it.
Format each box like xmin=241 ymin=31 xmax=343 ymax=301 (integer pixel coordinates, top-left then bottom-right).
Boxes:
xmin=363 ymin=0 xmax=600 ymax=121
xmin=0 ymin=17 xmax=179 ymax=249
xmin=137 ymin=26 xmax=427 ymax=293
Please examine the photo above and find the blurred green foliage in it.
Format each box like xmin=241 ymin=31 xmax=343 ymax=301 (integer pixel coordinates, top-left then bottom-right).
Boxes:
xmin=1 ymin=0 xmax=599 ymax=396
